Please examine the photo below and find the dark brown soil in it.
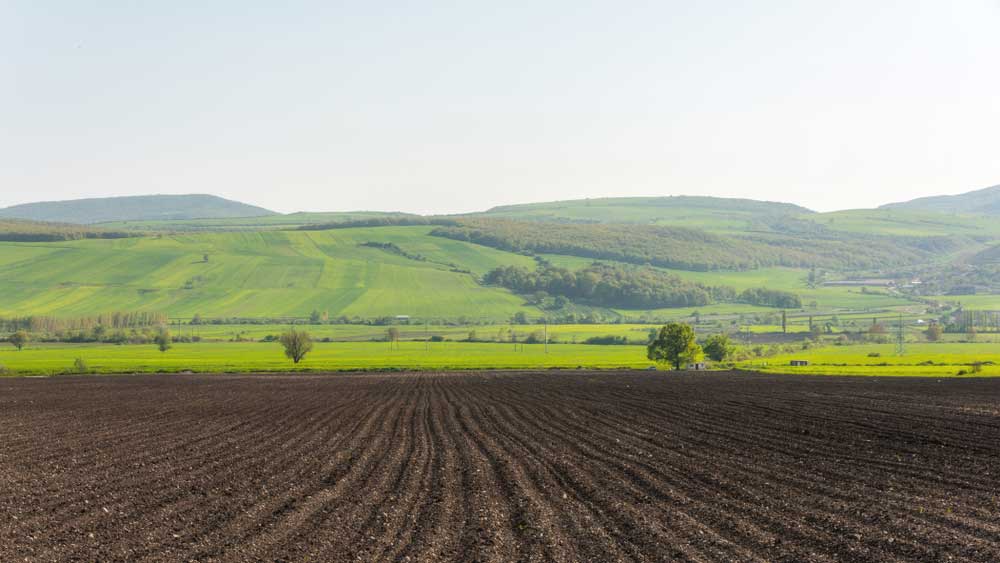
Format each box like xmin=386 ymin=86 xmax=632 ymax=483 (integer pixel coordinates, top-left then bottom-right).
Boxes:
xmin=2 ymin=371 xmax=999 ymax=562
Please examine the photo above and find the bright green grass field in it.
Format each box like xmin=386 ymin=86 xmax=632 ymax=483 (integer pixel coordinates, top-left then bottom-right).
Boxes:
xmin=0 ymin=228 xmax=538 ymax=320
xmin=187 ymin=323 xmax=660 ymax=343
xmin=741 ymin=342 xmax=1000 ymax=376
xmin=0 ymin=342 xmax=653 ymax=376
xmin=808 ymin=209 xmax=1000 ymax=237
xmin=924 ymin=295 xmax=1000 ymax=309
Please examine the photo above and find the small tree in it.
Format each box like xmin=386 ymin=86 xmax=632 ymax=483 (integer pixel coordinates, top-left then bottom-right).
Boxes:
xmin=702 ymin=333 xmax=734 ymax=362
xmin=280 ymin=329 xmax=313 ymax=363
xmin=386 ymin=327 xmax=401 ymax=350
xmin=154 ymin=327 xmax=172 ymax=353
xmin=9 ymin=331 xmax=28 ymax=351
xmin=647 ymin=323 xmax=703 ymax=370
xmin=925 ymin=323 xmax=942 ymax=342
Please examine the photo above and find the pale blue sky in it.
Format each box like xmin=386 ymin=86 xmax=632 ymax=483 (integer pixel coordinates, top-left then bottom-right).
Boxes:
xmin=3 ymin=1 xmax=999 ymax=214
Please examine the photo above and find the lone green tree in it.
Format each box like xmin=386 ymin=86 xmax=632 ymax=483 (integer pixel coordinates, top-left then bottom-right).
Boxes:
xmin=9 ymin=330 xmax=28 ymax=351
xmin=280 ymin=329 xmax=313 ymax=364
xmin=154 ymin=327 xmax=172 ymax=353
xmin=702 ymin=333 xmax=734 ymax=362
xmin=647 ymin=323 xmax=703 ymax=370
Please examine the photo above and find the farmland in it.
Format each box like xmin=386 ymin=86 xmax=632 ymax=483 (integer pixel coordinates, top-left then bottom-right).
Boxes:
xmin=0 ymin=341 xmax=651 ymax=375
xmin=2 ymin=339 xmax=999 ymax=377
xmin=0 ymin=228 xmax=538 ymax=320
xmin=2 ymin=371 xmax=998 ymax=562
xmin=0 ymin=226 xmax=919 ymax=322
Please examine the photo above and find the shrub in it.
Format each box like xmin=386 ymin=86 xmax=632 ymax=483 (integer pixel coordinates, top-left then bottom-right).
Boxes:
xmin=154 ymin=327 xmax=172 ymax=353
xmin=73 ymin=357 xmax=89 ymax=374
xmin=584 ymin=335 xmax=629 ymax=345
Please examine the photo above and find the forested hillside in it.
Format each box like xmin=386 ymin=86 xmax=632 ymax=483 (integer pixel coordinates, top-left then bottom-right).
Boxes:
xmin=432 ymin=218 xmax=960 ymax=271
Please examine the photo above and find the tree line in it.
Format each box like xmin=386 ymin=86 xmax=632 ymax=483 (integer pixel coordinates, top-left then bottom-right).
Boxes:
xmin=0 ymin=312 xmax=168 ymax=334
xmin=483 ymin=262 xmax=801 ymax=310
xmin=0 ymin=220 xmax=136 ymax=242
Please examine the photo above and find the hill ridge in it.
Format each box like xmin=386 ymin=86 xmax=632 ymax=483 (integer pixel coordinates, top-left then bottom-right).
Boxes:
xmin=0 ymin=194 xmax=276 ymax=224
xmin=880 ymin=184 xmax=1000 ymax=215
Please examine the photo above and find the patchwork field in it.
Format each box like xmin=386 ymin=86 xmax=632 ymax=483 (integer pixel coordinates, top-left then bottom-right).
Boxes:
xmin=0 ymin=228 xmax=538 ymax=320
xmin=2 ymin=371 xmax=998 ymax=562
xmin=3 ymin=340 xmax=999 ymax=377
xmin=0 ymin=227 xmax=918 ymax=323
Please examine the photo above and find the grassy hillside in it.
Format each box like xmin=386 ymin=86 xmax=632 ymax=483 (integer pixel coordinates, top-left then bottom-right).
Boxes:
xmin=0 ymin=222 xmax=924 ymax=322
xmin=99 ymin=211 xmax=415 ymax=231
xmin=0 ymin=194 xmax=274 ymax=224
xmin=805 ymin=208 xmax=1000 ymax=237
xmin=880 ymin=184 xmax=1000 ymax=215
xmin=0 ymin=227 xmax=540 ymax=320
xmin=478 ymin=196 xmax=811 ymax=231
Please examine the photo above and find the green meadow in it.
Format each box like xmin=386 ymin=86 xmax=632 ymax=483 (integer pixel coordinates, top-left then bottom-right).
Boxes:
xmin=0 ymin=228 xmax=537 ymax=320
xmin=0 ymin=341 xmax=652 ymax=376
xmin=1 ymin=338 xmax=997 ymax=377
xmin=741 ymin=342 xmax=1000 ymax=377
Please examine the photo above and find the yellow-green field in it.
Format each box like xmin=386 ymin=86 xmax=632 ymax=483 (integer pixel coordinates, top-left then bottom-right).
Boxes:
xmin=742 ymin=342 xmax=1000 ymax=376
xmin=1 ymin=340 xmax=998 ymax=377
xmin=0 ymin=341 xmax=651 ymax=375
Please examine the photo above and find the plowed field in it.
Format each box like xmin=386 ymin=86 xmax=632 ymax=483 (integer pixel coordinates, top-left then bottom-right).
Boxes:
xmin=2 ymin=371 xmax=999 ymax=562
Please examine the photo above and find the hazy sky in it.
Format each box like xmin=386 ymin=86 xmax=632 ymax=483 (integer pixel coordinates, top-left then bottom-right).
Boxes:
xmin=3 ymin=1 xmax=999 ymax=214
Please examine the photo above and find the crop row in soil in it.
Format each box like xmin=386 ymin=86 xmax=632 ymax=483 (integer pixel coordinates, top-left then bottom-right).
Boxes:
xmin=1 ymin=371 xmax=999 ymax=562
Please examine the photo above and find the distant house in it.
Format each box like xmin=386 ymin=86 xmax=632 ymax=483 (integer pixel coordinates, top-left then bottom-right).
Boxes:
xmin=687 ymin=362 xmax=707 ymax=371
xmin=790 ymin=360 xmax=810 ymax=367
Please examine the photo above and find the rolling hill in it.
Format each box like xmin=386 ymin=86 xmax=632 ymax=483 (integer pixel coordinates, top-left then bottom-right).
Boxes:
xmin=476 ymin=196 xmax=813 ymax=232
xmin=1 ymin=189 xmax=998 ymax=322
xmin=0 ymin=227 xmax=539 ymax=320
xmin=880 ymin=184 xmax=1000 ymax=215
xmin=0 ymin=194 xmax=275 ymax=225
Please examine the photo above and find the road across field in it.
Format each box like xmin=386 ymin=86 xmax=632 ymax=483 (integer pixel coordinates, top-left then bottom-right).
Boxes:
xmin=1 ymin=371 xmax=999 ymax=562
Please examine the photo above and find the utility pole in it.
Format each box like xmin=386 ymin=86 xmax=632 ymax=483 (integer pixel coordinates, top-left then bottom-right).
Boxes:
xmin=544 ymin=319 xmax=548 ymax=354
xmin=896 ymin=313 xmax=905 ymax=356
xmin=425 ymin=319 xmax=429 ymax=352
xmin=781 ymin=310 xmax=787 ymax=334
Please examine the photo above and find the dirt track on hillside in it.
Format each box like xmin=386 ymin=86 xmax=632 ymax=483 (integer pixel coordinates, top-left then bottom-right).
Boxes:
xmin=1 ymin=371 xmax=999 ymax=562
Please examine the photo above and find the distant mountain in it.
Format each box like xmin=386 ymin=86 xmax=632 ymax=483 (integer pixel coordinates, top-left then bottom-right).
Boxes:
xmin=880 ymin=185 xmax=1000 ymax=215
xmin=0 ymin=194 xmax=276 ymax=225
xmin=477 ymin=196 xmax=813 ymax=232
